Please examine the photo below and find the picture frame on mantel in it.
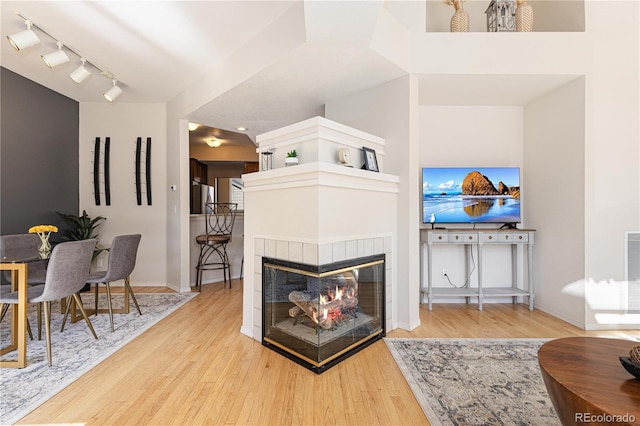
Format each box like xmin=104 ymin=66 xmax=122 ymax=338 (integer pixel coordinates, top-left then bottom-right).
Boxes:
xmin=362 ymin=147 xmax=379 ymax=172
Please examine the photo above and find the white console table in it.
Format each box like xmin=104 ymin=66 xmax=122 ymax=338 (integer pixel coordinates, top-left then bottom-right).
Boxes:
xmin=420 ymin=228 xmax=535 ymax=311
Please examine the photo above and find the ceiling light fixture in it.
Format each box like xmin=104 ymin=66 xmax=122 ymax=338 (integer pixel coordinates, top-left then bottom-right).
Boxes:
xmin=104 ymin=79 xmax=123 ymax=102
xmin=6 ymin=19 xmax=40 ymax=51
xmin=235 ymin=126 xmax=248 ymax=131
xmin=207 ymin=138 xmax=222 ymax=148
xmin=188 ymin=122 xmax=200 ymax=131
xmin=69 ymin=58 xmax=91 ymax=83
xmin=7 ymin=11 xmax=123 ymax=101
xmin=41 ymin=41 xmax=69 ymax=68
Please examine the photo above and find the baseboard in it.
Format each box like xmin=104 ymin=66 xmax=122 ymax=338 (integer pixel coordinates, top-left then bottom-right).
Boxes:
xmin=240 ymin=325 xmax=254 ymax=339
xmin=534 ymin=302 xmax=586 ymax=330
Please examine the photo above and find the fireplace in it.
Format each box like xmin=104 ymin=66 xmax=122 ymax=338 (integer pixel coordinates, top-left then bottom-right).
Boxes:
xmin=262 ymin=254 xmax=385 ymax=373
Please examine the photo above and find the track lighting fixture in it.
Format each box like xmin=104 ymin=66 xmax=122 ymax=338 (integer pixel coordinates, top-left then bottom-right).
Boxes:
xmin=104 ymin=79 xmax=123 ymax=102
xmin=41 ymin=41 xmax=69 ymax=68
xmin=7 ymin=19 xmax=40 ymax=51
xmin=69 ymin=58 xmax=91 ymax=83
xmin=7 ymin=11 xmax=124 ymax=102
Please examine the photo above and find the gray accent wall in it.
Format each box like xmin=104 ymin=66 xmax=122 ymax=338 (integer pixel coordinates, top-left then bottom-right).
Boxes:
xmin=1 ymin=67 xmax=79 ymax=239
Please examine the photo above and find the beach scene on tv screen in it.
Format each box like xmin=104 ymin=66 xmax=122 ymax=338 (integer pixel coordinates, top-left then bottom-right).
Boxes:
xmin=423 ymin=167 xmax=521 ymax=224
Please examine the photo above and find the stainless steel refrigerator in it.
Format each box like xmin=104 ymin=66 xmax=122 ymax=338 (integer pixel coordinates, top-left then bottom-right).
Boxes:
xmin=190 ymin=180 xmax=216 ymax=214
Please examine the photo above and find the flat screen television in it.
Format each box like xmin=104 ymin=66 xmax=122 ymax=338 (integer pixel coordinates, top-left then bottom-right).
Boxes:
xmin=422 ymin=167 xmax=521 ymax=225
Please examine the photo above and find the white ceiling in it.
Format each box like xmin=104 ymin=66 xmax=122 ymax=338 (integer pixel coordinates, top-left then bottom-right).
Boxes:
xmin=0 ymin=1 xmax=297 ymax=103
xmin=1 ymin=1 xmax=579 ymax=148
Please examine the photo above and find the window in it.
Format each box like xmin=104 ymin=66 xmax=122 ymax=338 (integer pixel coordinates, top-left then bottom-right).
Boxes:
xmin=230 ymin=178 xmax=244 ymax=211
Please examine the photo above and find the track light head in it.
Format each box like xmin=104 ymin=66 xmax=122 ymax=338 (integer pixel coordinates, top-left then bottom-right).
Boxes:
xmin=42 ymin=41 xmax=69 ymax=68
xmin=7 ymin=20 xmax=40 ymax=51
xmin=69 ymin=58 xmax=91 ymax=83
xmin=104 ymin=79 xmax=122 ymax=102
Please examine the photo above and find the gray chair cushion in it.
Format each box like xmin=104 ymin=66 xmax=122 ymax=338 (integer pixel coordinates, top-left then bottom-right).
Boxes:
xmin=0 ymin=284 xmax=45 ymax=303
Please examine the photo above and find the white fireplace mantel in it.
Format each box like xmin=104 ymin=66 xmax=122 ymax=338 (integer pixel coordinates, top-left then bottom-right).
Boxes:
xmin=242 ymin=161 xmax=399 ymax=194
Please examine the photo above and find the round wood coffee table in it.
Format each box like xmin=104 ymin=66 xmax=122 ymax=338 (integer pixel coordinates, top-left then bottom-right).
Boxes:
xmin=538 ymin=337 xmax=640 ymax=425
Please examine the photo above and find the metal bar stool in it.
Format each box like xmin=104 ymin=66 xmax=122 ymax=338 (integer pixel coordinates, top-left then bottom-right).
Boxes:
xmin=194 ymin=202 xmax=237 ymax=291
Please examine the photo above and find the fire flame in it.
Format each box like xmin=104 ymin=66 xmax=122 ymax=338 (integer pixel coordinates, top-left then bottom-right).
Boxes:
xmin=306 ymin=282 xmax=357 ymax=326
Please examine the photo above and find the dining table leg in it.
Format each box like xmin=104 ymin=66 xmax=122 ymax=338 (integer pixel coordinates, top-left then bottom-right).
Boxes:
xmin=0 ymin=263 xmax=28 ymax=368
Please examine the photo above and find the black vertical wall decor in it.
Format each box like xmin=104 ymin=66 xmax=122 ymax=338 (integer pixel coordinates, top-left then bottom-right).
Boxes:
xmin=104 ymin=137 xmax=111 ymax=206
xmin=135 ymin=137 xmax=142 ymax=206
xmin=134 ymin=137 xmax=152 ymax=206
xmin=146 ymin=137 xmax=152 ymax=205
xmin=93 ymin=137 xmax=111 ymax=206
xmin=93 ymin=137 xmax=101 ymax=206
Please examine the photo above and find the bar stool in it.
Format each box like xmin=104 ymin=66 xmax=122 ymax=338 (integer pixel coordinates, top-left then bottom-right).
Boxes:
xmin=194 ymin=202 xmax=237 ymax=291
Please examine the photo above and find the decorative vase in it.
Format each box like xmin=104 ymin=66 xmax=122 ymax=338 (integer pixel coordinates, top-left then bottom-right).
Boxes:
xmin=285 ymin=157 xmax=299 ymax=167
xmin=451 ymin=6 xmax=469 ymax=32
xmin=38 ymin=233 xmax=51 ymax=256
xmin=516 ymin=0 xmax=533 ymax=32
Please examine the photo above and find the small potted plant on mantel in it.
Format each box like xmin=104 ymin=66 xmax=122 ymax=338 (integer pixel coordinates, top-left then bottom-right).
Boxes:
xmin=285 ymin=149 xmax=299 ymax=166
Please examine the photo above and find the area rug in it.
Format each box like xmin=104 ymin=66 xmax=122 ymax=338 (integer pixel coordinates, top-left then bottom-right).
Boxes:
xmin=384 ymin=338 xmax=559 ymax=426
xmin=0 ymin=292 xmax=197 ymax=425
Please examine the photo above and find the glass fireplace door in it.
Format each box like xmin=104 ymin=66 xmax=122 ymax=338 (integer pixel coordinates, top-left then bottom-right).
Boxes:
xmin=262 ymin=254 xmax=385 ymax=373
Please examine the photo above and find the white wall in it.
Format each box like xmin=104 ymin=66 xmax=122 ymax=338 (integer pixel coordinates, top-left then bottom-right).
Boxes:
xmin=582 ymin=1 xmax=640 ymax=329
xmin=325 ymin=75 xmax=421 ymax=331
xmin=525 ymin=78 xmax=586 ymax=327
xmin=80 ymin=103 xmax=168 ymax=287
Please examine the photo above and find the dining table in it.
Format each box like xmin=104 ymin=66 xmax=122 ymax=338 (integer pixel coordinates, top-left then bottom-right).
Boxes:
xmin=0 ymin=253 xmax=48 ymax=368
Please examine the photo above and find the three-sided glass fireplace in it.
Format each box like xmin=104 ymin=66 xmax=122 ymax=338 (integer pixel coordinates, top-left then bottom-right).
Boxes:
xmin=262 ymin=254 xmax=385 ymax=373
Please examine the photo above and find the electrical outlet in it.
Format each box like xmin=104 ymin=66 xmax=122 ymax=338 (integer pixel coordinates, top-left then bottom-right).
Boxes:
xmin=442 ymin=268 xmax=448 ymax=277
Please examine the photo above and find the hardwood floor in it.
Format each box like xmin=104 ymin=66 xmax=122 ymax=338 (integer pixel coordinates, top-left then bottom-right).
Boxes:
xmin=18 ymin=281 xmax=638 ymax=425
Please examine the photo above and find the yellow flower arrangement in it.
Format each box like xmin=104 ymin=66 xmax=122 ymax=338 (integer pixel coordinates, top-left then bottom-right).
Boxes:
xmin=28 ymin=225 xmax=59 ymax=234
xmin=29 ymin=225 xmax=58 ymax=255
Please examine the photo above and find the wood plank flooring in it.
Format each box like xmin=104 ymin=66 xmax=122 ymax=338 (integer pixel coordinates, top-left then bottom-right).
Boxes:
xmin=17 ymin=281 xmax=639 ymax=425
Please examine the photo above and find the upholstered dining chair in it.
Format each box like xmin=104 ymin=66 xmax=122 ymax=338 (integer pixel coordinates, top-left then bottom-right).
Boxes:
xmin=0 ymin=234 xmax=47 ymax=285
xmin=79 ymin=234 xmax=142 ymax=332
xmin=0 ymin=239 xmax=98 ymax=366
xmin=195 ymin=202 xmax=237 ymax=292
xmin=0 ymin=234 xmax=48 ymax=340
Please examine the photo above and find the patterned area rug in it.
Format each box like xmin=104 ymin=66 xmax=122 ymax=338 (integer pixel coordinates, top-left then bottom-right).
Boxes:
xmin=0 ymin=292 xmax=197 ymax=425
xmin=384 ymin=338 xmax=559 ymax=426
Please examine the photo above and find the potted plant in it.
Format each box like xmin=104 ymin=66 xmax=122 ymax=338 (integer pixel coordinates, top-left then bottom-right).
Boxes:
xmin=285 ymin=149 xmax=299 ymax=166
xmin=57 ymin=210 xmax=106 ymax=291
xmin=57 ymin=210 xmax=106 ymax=261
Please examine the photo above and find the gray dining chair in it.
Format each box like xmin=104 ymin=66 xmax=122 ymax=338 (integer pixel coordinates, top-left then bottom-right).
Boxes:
xmin=0 ymin=234 xmax=48 ymax=340
xmin=0 ymin=239 xmax=98 ymax=366
xmin=81 ymin=234 xmax=142 ymax=332
xmin=0 ymin=234 xmax=47 ymax=285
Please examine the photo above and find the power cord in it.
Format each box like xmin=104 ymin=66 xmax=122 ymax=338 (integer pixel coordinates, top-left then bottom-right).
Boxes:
xmin=444 ymin=247 xmax=477 ymax=289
